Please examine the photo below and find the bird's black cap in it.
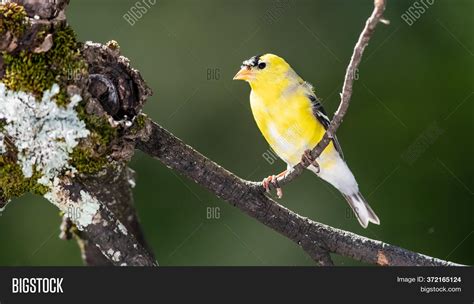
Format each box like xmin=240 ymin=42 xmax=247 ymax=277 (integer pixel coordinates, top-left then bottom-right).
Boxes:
xmin=242 ymin=54 xmax=264 ymax=68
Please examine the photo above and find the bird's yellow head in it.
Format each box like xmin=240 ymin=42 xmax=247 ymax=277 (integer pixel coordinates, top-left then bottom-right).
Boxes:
xmin=233 ymin=54 xmax=295 ymax=88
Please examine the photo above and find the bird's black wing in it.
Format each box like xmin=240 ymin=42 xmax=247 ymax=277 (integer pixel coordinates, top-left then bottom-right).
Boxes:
xmin=308 ymin=94 xmax=345 ymax=159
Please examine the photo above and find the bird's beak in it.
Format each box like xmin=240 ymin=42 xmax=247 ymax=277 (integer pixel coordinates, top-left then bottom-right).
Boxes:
xmin=233 ymin=67 xmax=253 ymax=81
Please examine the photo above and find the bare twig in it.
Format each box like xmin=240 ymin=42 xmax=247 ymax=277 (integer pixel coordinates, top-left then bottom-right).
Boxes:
xmin=275 ymin=0 xmax=388 ymax=188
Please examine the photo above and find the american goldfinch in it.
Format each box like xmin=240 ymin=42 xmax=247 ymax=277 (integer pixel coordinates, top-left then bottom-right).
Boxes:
xmin=233 ymin=54 xmax=380 ymax=228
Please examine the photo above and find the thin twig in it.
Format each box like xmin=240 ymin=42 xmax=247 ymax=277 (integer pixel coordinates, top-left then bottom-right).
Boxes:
xmin=275 ymin=0 xmax=388 ymax=188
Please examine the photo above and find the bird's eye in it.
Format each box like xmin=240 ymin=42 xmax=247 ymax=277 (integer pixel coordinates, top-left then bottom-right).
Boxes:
xmin=258 ymin=62 xmax=266 ymax=69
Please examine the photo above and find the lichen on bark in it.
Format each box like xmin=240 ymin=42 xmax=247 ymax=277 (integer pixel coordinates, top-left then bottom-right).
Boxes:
xmin=0 ymin=83 xmax=89 ymax=194
xmin=0 ymin=2 xmax=125 ymax=201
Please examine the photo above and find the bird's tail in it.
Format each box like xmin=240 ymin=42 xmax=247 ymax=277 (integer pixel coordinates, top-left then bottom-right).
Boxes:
xmin=342 ymin=192 xmax=380 ymax=228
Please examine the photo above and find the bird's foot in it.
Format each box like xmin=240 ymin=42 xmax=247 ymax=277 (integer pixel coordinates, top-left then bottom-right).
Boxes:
xmin=301 ymin=149 xmax=320 ymax=173
xmin=262 ymin=170 xmax=287 ymax=199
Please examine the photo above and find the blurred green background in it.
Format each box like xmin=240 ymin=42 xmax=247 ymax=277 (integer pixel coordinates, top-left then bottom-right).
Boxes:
xmin=0 ymin=0 xmax=472 ymax=266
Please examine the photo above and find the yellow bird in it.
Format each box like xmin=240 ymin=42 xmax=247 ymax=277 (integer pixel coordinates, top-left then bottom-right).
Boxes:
xmin=233 ymin=54 xmax=380 ymax=228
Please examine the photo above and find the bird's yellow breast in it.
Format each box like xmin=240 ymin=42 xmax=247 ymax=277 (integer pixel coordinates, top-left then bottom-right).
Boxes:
xmin=250 ymin=85 xmax=335 ymax=167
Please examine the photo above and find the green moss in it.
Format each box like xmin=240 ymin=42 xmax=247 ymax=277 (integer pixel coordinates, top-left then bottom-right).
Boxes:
xmin=126 ymin=113 xmax=147 ymax=136
xmin=76 ymin=105 xmax=117 ymax=145
xmin=30 ymin=179 xmax=49 ymax=195
xmin=55 ymin=90 xmax=70 ymax=108
xmin=69 ymin=146 xmax=108 ymax=175
xmin=1 ymin=25 xmax=87 ymax=105
xmin=135 ymin=113 xmax=147 ymax=128
xmin=68 ymin=104 xmax=117 ymax=175
xmin=0 ymin=2 xmax=27 ymax=36
xmin=2 ymin=50 xmax=55 ymax=94
xmin=0 ymin=156 xmax=49 ymax=198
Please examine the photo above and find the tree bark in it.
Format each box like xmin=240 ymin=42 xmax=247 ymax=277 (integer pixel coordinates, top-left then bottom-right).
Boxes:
xmin=1 ymin=0 xmax=156 ymax=266
xmin=51 ymin=175 xmax=157 ymax=266
xmin=136 ymin=120 xmax=462 ymax=266
xmin=61 ymin=166 xmax=155 ymax=266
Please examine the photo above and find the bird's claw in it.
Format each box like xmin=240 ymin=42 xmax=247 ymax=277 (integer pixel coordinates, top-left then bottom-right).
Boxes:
xmin=302 ymin=149 xmax=320 ymax=173
xmin=262 ymin=175 xmax=283 ymax=199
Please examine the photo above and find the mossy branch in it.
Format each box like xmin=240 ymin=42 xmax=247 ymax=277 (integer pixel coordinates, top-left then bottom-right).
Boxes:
xmin=0 ymin=0 xmax=154 ymax=266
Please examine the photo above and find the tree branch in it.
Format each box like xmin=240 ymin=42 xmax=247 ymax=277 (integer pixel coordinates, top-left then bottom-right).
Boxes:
xmin=137 ymin=119 xmax=461 ymax=266
xmin=46 ymin=176 xmax=158 ymax=266
xmin=59 ymin=166 xmax=156 ymax=266
xmin=135 ymin=0 xmax=463 ymax=266
xmin=1 ymin=0 xmax=156 ymax=266
xmin=276 ymin=0 xmax=388 ymax=187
